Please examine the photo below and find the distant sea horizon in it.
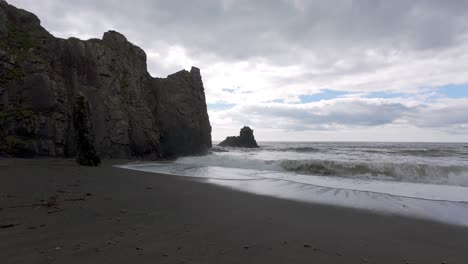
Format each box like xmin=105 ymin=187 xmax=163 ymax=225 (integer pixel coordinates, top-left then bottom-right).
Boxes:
xmin=213 ymin=140 xmax=468 ymax=143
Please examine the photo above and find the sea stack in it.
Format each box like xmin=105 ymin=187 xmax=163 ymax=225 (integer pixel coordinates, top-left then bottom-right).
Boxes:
xmin=0 ymin=1 xmax=212 ymax=159
xmin=219 ymin=126 xmax=259 ymax=148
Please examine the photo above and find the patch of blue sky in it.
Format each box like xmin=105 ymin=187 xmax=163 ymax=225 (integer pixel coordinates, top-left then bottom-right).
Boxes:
xmin=437 ymin=84 xmax=468 ymax=98
xmin=208 ymin=103 xmax=236 ymax=111
xmin=298 ymin=89 xmax=350 ymax=103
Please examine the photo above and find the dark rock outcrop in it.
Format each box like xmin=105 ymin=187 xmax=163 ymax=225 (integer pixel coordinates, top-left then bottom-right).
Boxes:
xmin=0 ymin=1 xmax=212 ymax=159
xmin=73 ymin=95 xmax=101 ymax=166
xmin=219 ymin=126 xmax=259 ymax=148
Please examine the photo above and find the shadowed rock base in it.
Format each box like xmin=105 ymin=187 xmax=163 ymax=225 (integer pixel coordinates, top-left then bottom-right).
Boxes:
xmin=73 ymin=96 xmax=101 ymax=166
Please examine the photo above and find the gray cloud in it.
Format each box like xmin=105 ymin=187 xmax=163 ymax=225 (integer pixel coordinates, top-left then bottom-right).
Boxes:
xmin=12 ymin=0 xmax=468 ymax=97
xmin=5 ymin=0 xmax=467 ymax=82
xmin=212 ymin=97 xmax=468 ymax=132
xmin=213 ymin=98 xmax=409 ymax=131
xmin=410 ymin=100 xmax=468 ymax=128
xmin=10 ymin=0 xmax=468 ymax=62
xmin=7 ymin=0 xmax=468 ymax=140
xmin=250 ymin=100 xmax=407 ymax=126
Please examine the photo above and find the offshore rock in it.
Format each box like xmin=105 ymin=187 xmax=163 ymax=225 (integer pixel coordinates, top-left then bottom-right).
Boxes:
xmin=0 ymin=1 xmax=211 ymax=159
xmin=219 ymin=126 xmax=259 ymax=148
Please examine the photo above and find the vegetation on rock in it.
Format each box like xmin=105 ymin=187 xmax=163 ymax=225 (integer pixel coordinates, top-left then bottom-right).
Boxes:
xmin=0 ymin=1 xmax=212 ymax=159
xmin=0 ymin=133 xmax=34 ymax=157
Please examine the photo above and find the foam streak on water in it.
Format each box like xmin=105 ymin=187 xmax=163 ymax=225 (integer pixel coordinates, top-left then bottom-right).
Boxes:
xmin=117 ymin=142 xmax=468 ymax=226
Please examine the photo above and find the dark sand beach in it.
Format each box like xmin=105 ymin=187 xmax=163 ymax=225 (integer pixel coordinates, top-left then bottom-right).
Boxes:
xmin=1 ymin=159 xmax=468 ymax=264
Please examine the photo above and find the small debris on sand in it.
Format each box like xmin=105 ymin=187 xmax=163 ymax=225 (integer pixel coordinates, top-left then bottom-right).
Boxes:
xmin=1 ymin=224 xmax=16 ymax=229
xmin=48 ymin=209 xmax=65 ymax=214
xmin=64 ymin=198 xmax=85 ymax=202
xmin=44 ymin=196 xmax=60 ymax=208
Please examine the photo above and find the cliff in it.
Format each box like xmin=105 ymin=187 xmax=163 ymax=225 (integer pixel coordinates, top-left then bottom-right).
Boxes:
xmin=0 ymin=1 xmax=212 ymax=159
xmin=219 ymin=126 xmax=259 ymax=148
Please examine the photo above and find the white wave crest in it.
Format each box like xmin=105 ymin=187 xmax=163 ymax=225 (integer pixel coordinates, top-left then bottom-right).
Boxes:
xmin=174 ymin=154 xmax=468 ymax=186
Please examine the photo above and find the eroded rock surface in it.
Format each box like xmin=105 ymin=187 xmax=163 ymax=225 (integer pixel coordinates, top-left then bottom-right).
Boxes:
xmin=219 ymin=126 xmax=259 ymax=148
xmin=0 ymin=1 xmax=211 ymax=158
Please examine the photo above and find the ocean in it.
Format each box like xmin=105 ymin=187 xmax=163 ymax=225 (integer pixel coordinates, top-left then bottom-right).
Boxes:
xmin=118 ymin=142 xmax=468 ymax=226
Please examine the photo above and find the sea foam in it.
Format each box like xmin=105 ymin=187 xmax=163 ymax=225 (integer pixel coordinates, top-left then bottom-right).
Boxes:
xmin=117 ymin=142 xmax=468 ymax=226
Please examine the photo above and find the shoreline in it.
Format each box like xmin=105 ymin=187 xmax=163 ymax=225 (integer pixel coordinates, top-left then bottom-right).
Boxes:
xmin=119 ymin=160 xmax=468 ymax=227
xmin=1 ymin=158 xmax=468 ymax=263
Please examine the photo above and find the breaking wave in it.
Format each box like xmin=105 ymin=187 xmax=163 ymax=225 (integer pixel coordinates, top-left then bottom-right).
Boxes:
xmin=278 ymin=159 xmax=468 ymax=186
xmin=118 ymin=142 xmax=468 ymax=226
xmin=270 ymin=146 xmax=321 ymax=153
xmin=175 ymin=154 xmax=468 ymax=186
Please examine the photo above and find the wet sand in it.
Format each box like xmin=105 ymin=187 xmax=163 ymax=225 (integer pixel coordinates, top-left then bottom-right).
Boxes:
xmin=1 ymin=158 xmax=468 ymax=263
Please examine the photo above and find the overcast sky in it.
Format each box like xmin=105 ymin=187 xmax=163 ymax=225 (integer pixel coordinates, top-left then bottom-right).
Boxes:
xmin=9 ymin=0 xmax=468 ymax=142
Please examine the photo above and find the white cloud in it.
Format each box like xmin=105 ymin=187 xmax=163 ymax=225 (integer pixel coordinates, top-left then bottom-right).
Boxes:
xmin=209 ymin=97 xmax=468 ymax=141
xmin=7 ymin=0 xmax=468 ymax=141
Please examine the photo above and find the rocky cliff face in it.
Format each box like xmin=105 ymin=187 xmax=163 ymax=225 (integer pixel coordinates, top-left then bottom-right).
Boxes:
xmin=0 ymin=1 xmax=212 ymax=158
